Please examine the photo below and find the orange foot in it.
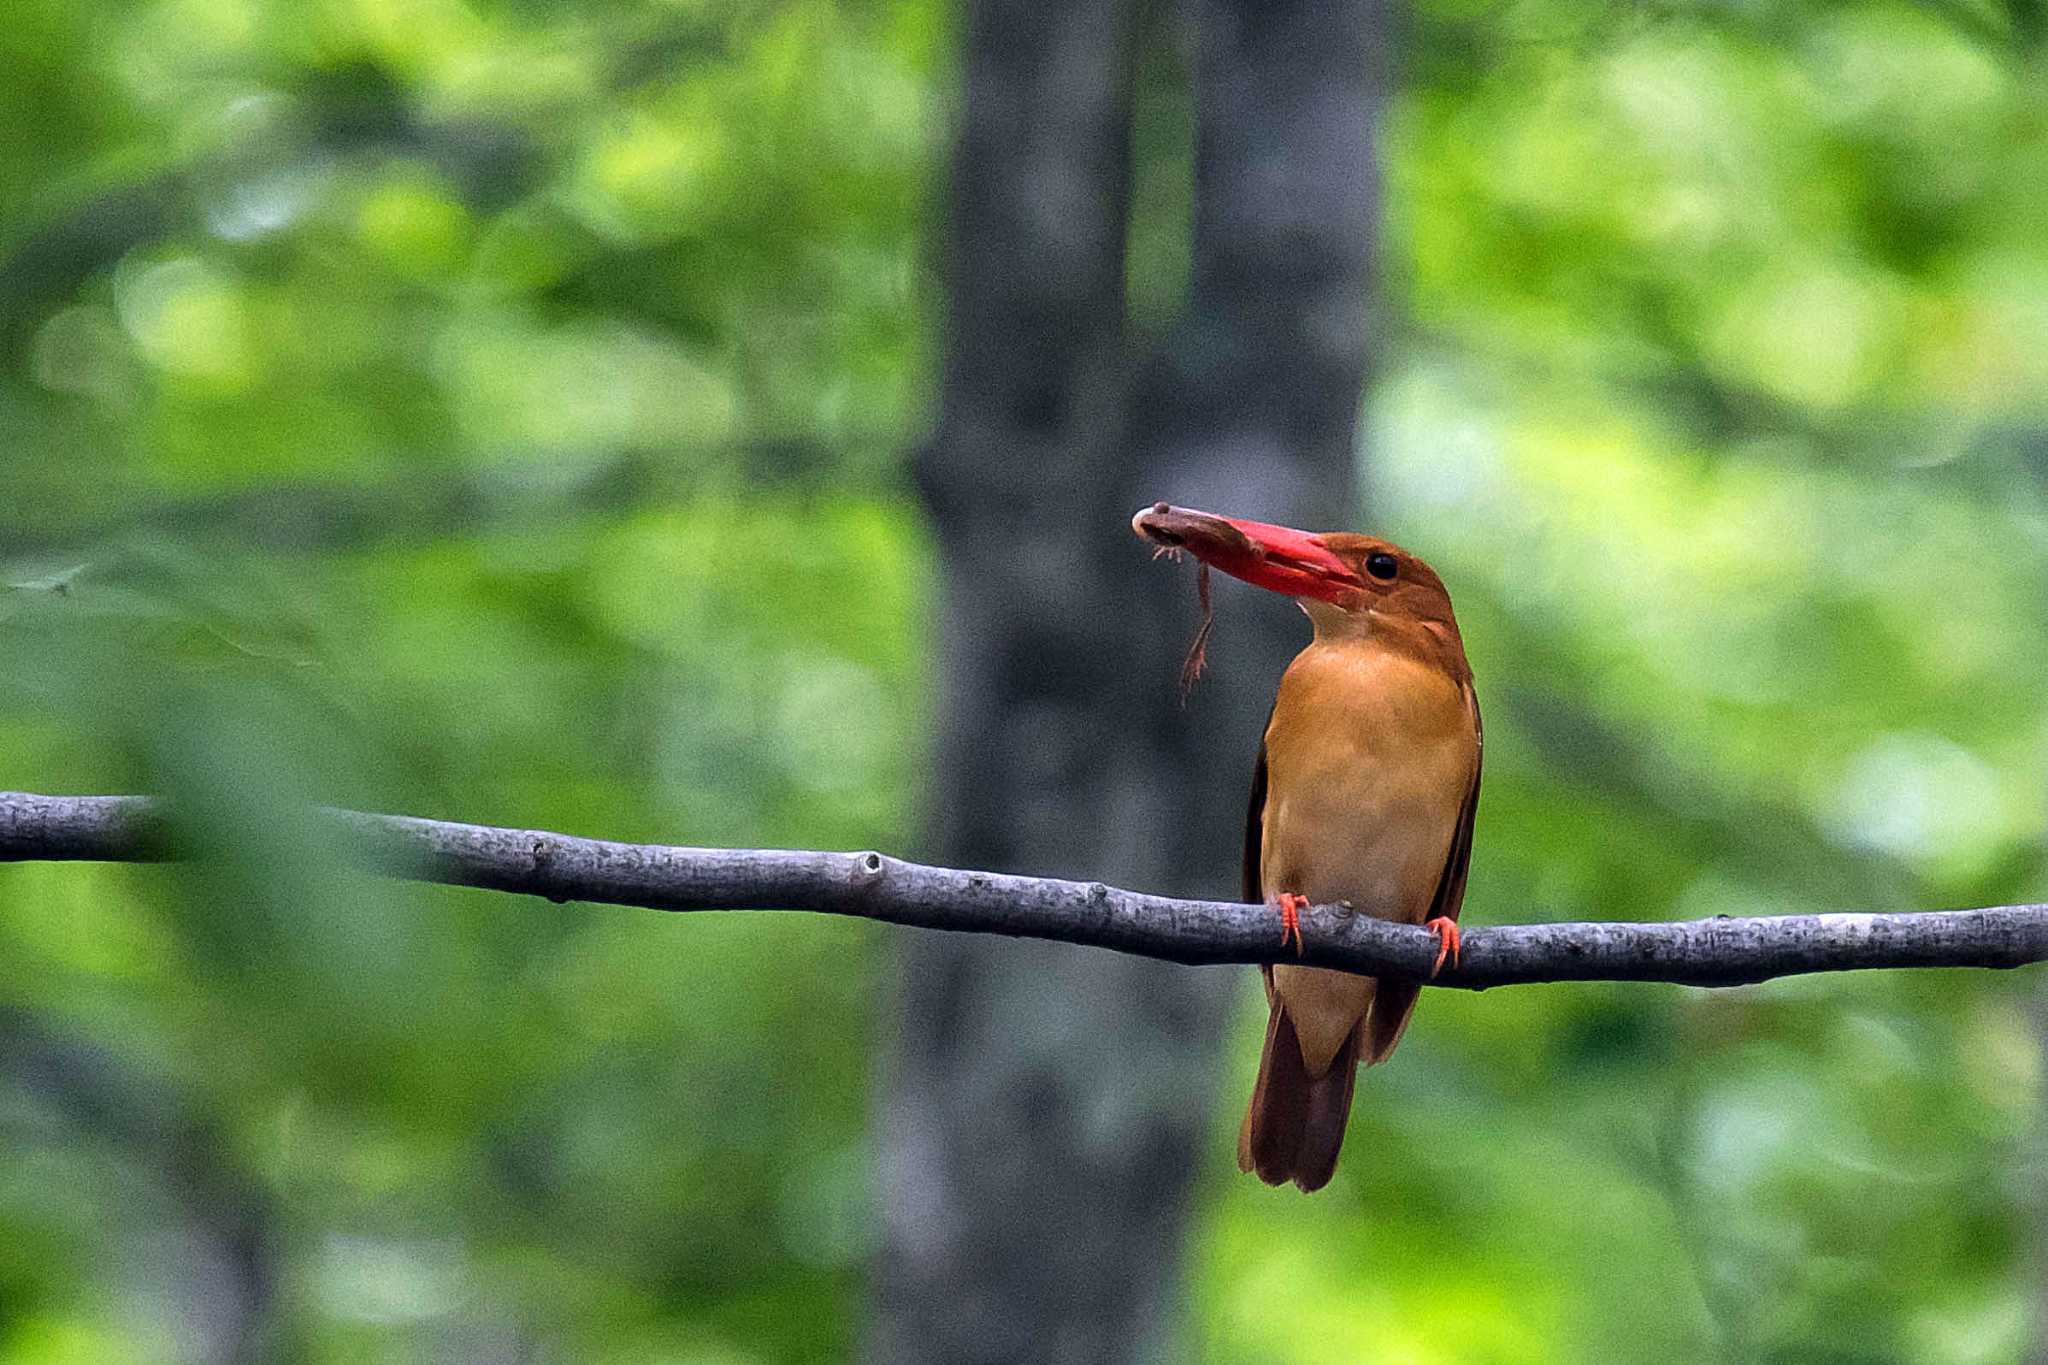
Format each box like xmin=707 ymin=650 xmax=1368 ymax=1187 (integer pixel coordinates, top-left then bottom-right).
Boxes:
xmin=1423 ymin=916 xmax=1462 ymax=977
xmin=1275 ymin=893 xmax=1311 ymax=957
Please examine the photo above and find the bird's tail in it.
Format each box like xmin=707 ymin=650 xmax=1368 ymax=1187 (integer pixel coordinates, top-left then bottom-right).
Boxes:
xmin=1363 ymin=975 xmax=1421 ymax=1065
xmin=1236 ymin=997 xmax=1363 ymax=1193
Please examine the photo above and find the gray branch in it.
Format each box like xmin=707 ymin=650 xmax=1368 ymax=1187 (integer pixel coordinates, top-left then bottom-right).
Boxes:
xmin=2 ymin=790 xmax=2043 ymax=990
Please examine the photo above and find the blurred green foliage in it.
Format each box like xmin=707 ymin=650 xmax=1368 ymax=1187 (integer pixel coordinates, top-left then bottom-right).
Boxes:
xmin=2 ymin=0 xmax=2046 ymax=1360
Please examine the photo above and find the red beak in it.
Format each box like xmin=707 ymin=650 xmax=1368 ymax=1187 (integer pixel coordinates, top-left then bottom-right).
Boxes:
xmin=1130 ymin=503 xmax=1362 ymax=603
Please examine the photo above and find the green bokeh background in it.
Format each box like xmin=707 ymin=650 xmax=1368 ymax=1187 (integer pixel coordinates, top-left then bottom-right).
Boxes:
xmin=4 ymin=0 xmax=2047 ymax=1360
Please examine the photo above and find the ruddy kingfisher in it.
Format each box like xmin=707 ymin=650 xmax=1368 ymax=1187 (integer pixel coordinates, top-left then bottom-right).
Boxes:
xmin=1132 ymin=502 xmax=1481 ymax=1192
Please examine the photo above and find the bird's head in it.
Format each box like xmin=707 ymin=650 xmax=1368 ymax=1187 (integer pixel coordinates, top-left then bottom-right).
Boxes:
xmin=1130 ymin=502 xmax=1458 ymax=639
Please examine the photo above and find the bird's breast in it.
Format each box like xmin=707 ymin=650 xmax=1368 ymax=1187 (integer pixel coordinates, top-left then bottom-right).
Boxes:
xmin=1259 ymin=643 xmax=1476 ymax=921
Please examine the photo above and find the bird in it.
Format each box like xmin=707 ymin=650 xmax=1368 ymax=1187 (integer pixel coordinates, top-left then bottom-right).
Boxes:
xmin=1131 ymin=502 xmax=1481 ymax=1192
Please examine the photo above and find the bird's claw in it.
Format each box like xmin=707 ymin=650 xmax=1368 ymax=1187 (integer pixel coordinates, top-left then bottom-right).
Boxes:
xmin=1424 ymin=916 xmax=1461 ymax=977
xmin=1275 ymin=893 xmax=1310 ymax=957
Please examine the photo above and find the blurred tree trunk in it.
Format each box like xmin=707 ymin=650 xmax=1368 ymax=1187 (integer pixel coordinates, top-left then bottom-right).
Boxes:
xmin=874 ymin=0 xmax=1381 ymax=1359
xmin=0 ymin=1009 xmax=276 ymax=1363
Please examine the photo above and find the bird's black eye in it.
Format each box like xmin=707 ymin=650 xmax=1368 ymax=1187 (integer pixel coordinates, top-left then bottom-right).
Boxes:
xmin=1365 ymin=552 xmax=1398 ymax=581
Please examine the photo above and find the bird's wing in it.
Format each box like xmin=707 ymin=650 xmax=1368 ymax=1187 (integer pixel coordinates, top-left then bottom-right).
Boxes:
xmin=1243 ymin=738 xmax=1276 ymax=1002
xmin=1242 ymin=741 xmax=1268 ymax=906
xmin=1427 ymin=681 xmax=1483 ymax=926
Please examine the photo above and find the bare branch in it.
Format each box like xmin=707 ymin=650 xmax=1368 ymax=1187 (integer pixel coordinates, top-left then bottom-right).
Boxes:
xmin=2 ymin=790 xmax=2043 ymax=990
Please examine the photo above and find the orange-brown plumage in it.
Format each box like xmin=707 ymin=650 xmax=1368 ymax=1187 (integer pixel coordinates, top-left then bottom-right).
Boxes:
xmin=1132 ymin=505 xmax=1481 ymax=1192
